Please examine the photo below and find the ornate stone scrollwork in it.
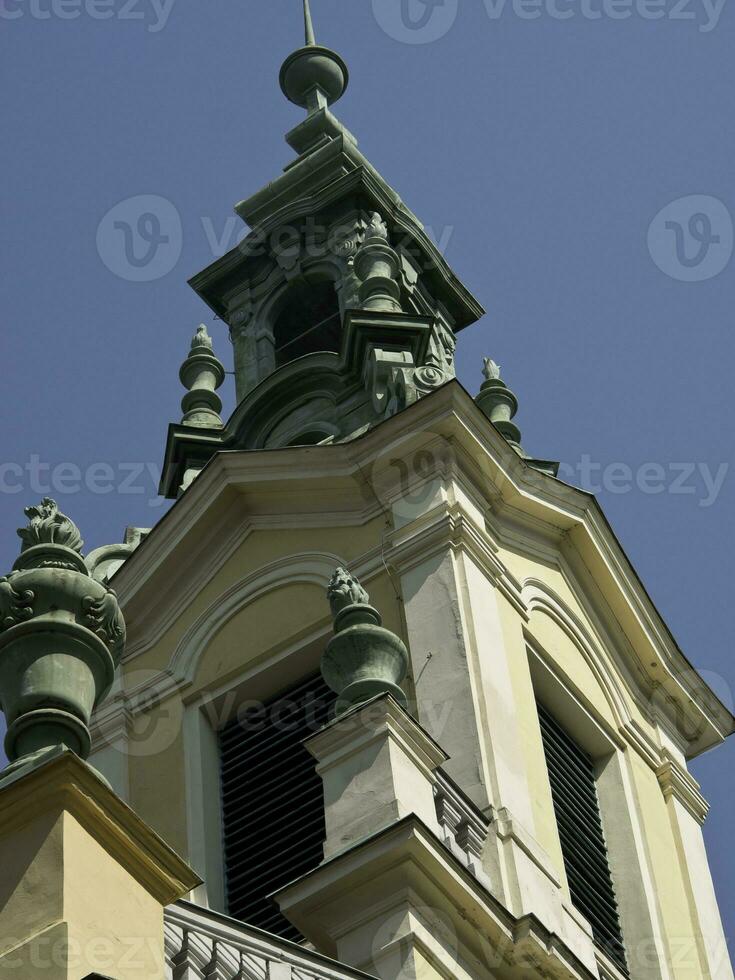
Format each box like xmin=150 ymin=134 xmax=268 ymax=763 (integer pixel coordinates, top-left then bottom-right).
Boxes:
xmin=81 ymin=589 xmax=127 ymax=660
xmin=412 ymin=318 xmax=457 ymax=397
xmin=413 ymin=364 xmax=449 ymax=396
xmin=366 ymin=348 xmax=417 ymax=419
xmin=0 ymin=576 xmax=34 ymax=631
xmin=427 ymin=319 xmax=457 ymax=375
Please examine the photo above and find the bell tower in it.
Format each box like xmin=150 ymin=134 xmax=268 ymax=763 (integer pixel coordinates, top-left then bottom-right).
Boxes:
xmin=72 ymin=6 xmax=734 ymax=980
xmin=160 ymin=0 xmax=485 ymax=495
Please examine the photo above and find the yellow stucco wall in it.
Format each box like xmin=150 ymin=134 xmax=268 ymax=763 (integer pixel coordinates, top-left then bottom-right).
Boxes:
xmin=0 ymin=806 xmax=165 ymax=980
xmin=105 ymin=493 xmax=716 ymax=978
xmin=118 ymin=518 xmax=404 ymax=858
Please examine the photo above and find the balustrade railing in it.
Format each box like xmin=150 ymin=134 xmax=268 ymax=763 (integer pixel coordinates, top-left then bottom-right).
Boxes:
xmin=165 ymin=901 xmax=377 ymax=980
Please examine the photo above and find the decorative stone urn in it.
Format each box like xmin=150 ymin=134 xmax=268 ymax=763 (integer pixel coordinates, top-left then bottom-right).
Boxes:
xmin=354 ymin=213 xmax=403 ymax=314
xmin=179 ymin=324 xmax=225 ymax=428
xmin=322 ymin=567 xmax=408 ymax=715
xmin=0 ymin=499 xmax=125 ymax=774
xmin=476 ymin=357 xmax=522 ymax=449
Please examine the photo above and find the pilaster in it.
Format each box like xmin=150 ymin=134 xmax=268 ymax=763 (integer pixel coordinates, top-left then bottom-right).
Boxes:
xmin=393 ymin=499 xmax=597 ymax=970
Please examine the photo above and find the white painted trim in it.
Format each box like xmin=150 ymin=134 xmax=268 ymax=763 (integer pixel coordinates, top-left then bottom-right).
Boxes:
xmin=107 ymin=385 xmax=732 ymax=754
xmin=523 ymin=579 xmax=634 ymax=734
xmin=183 ymin=703 xmax=226 ymax=911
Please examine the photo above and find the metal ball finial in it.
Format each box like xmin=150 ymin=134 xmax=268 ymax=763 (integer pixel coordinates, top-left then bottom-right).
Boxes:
xmin=280 ymin=0 xmax=349 ymax=113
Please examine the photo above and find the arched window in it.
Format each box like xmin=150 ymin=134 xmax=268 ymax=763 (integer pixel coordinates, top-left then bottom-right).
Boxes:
xmin=286 ymin=430 xmax=331 ymax=447
xmin=272 ymin=280 xmax=341 ymax=367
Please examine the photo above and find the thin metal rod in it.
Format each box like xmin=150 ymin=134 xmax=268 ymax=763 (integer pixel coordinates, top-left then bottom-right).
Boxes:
xmin=303 ymin=0 xmax=316 ymax=45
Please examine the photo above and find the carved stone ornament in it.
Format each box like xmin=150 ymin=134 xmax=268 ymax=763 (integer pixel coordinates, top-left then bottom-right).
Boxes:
xmin=353 ymin=212 xmax=402 ymax=314
xmin=366 ymin=348 xmax=417 ymax=419
xmin=413 ymin=364 xmax=449 ymax=396
xmin=179 ymin=324 xmax=226 ymax=428
xmin=476 ymin=356 xmax=522 ymax=449
xmin=17 ymin=497 xmax=84 ymax=556
xmin=0 ymin=500 xmax=126 ymax=777
xmin=327 ymin=566 xmax=370 ymax=617
xmin=0 ymin=576 xmax=35 ymax=630
xmin=322 ymin=566 xmax=408 ymax=715
xmin=364 ymin=211 xmax=389 ymax=243
xmin=482 ymin=357 xmax=502 ymax=382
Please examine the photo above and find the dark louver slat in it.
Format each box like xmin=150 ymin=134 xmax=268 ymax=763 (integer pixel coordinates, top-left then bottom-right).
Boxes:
xmin=537 ymin=702 xmax=628 ymax=976
xmin=220 ymin=673 xmax=336 ymax=940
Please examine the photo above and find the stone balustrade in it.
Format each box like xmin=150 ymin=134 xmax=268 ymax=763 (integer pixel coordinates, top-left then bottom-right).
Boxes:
xmin=165 ymin=901 xmax=377 ymax=980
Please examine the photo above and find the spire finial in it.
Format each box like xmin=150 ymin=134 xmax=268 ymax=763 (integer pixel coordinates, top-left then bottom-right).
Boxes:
xmin=280 ymin=2 xmax=349 ymax=114
xmin=304 ymin=0 xmax=316 ymax=45
xmin=179 ymin=325 xmax=225 ymax=429
xmin=476 ymin=357 xmax=522 ymax=450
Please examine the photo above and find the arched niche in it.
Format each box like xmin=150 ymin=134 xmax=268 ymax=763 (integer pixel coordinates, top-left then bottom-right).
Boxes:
xmin=272 ymin=276 xmax=342 ymax=368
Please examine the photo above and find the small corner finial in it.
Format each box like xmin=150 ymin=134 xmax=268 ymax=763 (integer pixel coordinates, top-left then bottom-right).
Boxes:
xmin=322 ymin=566 xmax=409 ymax=715
xmin=191 ymin=324 xmax=213 ymax=351
xmin=304 ymin=0 xmax=316 ymax=45
xmin=179 ymin=325 xmax=225 ymax=428
xmin=476 ymin=355 xmax=523 ymax=451
xmin=482 ymin=357 xmax=502 ymax=382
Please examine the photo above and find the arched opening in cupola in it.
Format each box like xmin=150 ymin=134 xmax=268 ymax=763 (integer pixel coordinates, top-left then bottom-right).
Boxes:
xmin=272 ymin=279 xmax=341 ymax=367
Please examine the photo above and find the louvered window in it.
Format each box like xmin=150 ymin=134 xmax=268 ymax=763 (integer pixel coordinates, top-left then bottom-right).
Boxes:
xmin=537 ymin=702 xmax=628 ymax=975
xmin=220 ymin=673 xmax=336 ymax=941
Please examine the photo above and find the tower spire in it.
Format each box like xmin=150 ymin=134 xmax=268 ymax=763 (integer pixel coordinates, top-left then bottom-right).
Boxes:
xmin=280 ymin=1 xmax=349 ymax=114
xmin=304 ymin=0 xmax=316 ymax=45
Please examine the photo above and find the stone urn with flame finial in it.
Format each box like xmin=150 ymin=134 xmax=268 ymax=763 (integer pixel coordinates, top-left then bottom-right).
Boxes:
xmin=0 ymin=499 xmax=125 ymax=776
xmin=322 ymin=567 xmax=408 ymax=715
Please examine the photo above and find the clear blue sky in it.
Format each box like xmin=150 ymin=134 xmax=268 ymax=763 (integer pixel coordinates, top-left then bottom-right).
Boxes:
xmin=1 ymin=0 xmax=733 ymax=951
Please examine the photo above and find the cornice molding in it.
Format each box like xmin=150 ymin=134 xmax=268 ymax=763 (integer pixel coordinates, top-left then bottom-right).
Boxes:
xmin=656 ymin=751 xmax=709 ymax=825
xmin=276 ymin=814 xmax=599 ymax=980
xmin=105 ymin=383 xmax=733 ymax=757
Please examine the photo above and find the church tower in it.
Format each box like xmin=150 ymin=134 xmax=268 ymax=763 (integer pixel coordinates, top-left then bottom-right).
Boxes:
xmin=0 ymin=4 xmax=731 ymax=979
